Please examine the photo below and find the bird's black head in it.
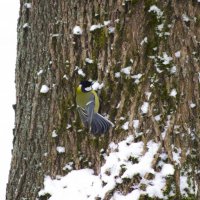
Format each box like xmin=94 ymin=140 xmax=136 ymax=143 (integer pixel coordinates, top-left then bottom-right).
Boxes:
xmin=80 ymin=81 xmax=93 ymax=92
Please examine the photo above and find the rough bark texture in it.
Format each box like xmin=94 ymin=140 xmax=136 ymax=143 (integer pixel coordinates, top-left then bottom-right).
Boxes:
xmin=7 ymin=0 xmax=200 ymax=199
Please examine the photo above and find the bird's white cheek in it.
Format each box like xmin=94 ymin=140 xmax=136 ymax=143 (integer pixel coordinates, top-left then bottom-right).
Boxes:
xmin=85 ymin=86 xmax=92 ymax=91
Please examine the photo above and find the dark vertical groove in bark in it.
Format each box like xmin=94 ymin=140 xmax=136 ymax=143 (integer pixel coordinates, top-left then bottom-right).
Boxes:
xmin=7 ymin=0 xmax=200 ymax=199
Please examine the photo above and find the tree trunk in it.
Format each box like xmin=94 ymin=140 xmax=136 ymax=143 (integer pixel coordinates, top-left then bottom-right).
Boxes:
xmin=7 ymin=0 xmax=200 ymax=199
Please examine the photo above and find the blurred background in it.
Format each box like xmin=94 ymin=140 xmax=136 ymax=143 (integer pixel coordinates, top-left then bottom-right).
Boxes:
xmin=0 ymin=1 xmax=19 ymax=199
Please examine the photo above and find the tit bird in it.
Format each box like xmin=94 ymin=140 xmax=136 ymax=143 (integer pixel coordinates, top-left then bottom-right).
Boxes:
xmin=76 ymin=81 xmax=114 ymax=135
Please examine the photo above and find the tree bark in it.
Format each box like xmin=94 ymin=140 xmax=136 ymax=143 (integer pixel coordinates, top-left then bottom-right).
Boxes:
xmin=7 ymin=0 xmax=200 ymax=199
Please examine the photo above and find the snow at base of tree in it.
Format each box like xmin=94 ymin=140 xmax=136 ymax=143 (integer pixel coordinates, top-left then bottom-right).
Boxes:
xmin=38 ymin=135 xmax=196 ymax=200
xmin=39 ymin=169 xmax=101 ymax=199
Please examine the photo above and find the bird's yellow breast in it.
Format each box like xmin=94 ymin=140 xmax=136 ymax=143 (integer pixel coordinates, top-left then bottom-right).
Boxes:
xmin=76 ymin=87 xmax=99 ymax=113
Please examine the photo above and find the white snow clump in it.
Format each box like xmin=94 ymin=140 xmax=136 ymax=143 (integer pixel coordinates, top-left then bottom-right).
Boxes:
xmin=72 ymin=26 xmax=82 ymax=35
xmin=40 ymin=85 xmax=49 ymax=93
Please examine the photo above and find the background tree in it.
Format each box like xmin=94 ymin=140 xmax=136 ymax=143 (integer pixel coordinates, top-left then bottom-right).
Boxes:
xmin=7 ymin=0 xmax=200 ymax=199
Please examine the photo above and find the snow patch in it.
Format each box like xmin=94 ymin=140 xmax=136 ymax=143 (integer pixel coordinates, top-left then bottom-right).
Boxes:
xmin=39 ymin=137 xmax=178 ymax=200
xmin=155 ymin=114 xmax=161 ymax=121
xmin=38 ymin=169 xmax=101 ymax=199
xmin=90 ymin=24 xmax=103 ymax=31
xmin=170 ymin=66 xmax=177 ymax=74
xmin=63 ymin=74 xmax=68 ymax=80
xmin=24 ymin=3 xmax=32 ymax=8
xmin=182 ymin=14 xmax=190 ymax=22
xmin=122 ymin=120 xmax=140 ymax=130
xmin=160 ymin=52 xmax=173 ymax=65
xmin=190 ymin=103 xmax=196 ymax=108
xmin=40 ymin=85 xmax=49 ymax=93
xmin=23 ymin=23 xmax=29 ymax=29
xmin=77 ymin=69 xmax=86 ymax=77
xmin=175 ymin=51 xmax=181 ymax=58
xmin=157 ymin=23 xmax=164 ymax=32
xmin=63 ymin=162 xmax=74 ymax=171
xmin=92 ymin=81 xmax=104 ymax=90
xmin=52 ymin=130 xmax=58 ymax=138
xmin=180 ymin=176 xmax=189 ymax=196
xmin=108 ymin=26 xmax=115 ymax=34
xmin=66 ymin=124 xmax=72 ymax=129
xmin=141 ymin=102 xmax=149 ymax=114
xmin=133 ymin=120 xmax=139 ymax=129
xmin=115 ymin=72 xmax=121 ymax=78
xmin=37 ymin=69 xmax=43 ymax=75
xmin=121 ymin=66 xmax=131 ymax=75
xmin=56 ymin=146 xmax=65 ymax=153
xmin=172 ymin=150 xmax=181 ymax=165
xmin=85 ymin=58 xmax=93 ymax=64
xmin=112 ymin=190 xmax=141 ymax=200
xmin=131 ymin=73 xmax=143 ymax=84
xmin=140 ymin=37 xmax=148 ymax=45
xmin=161 ymin=164 xmax=174 ymax=176
xmin=122 ymin=121 xmax=129 ymax=130
xmin=148 ymin=5 xmax=163 ymax=18
xmin=169 ymin=89 xmax=177 ymax=97
xmin=72 ymin=26 xmax=82 ymax=35
xmin=51 ymin=34 xmax=60 ymax=37
xmin=104 ymin=20 xmax=111 ymax=26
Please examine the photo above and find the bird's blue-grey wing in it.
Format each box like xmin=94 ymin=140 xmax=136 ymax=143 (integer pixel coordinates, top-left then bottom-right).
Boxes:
xmin=77 ymin=106 xmax=88 ymax=128
xmin=91 ymin=113 xmax=114 ymax=134
xmin=90 ymin=117 xmax=99 ymax=134
xmin=77 ymin=93 xmax=114 ymax=134
xmin=85 ymin=94 xmax=95 ymax=129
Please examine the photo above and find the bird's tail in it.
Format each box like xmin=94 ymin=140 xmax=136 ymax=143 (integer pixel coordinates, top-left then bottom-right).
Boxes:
xmin=90 ymin=113 xmax=114 ymax=135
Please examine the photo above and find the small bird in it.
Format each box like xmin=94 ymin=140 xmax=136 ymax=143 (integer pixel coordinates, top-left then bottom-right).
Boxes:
xmin=76 ymin=81 xmax=114 ymax=135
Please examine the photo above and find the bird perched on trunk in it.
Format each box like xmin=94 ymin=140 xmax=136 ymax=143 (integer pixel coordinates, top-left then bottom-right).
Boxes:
xmin=76 ymin=81 xmax=114 ymax=135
